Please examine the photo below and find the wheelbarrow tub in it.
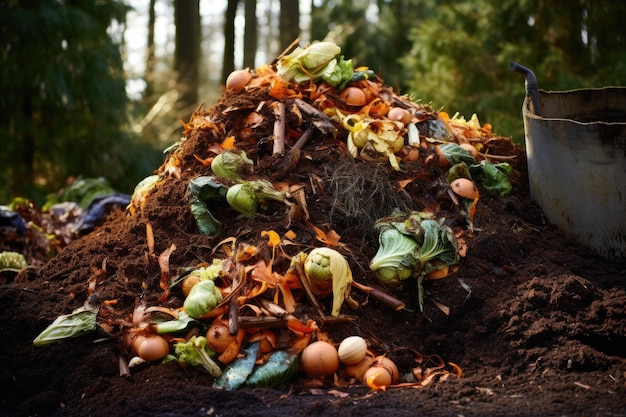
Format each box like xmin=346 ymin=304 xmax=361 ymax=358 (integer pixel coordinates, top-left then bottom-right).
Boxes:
xmin=523 ymin=87 xmax=626 ymax=259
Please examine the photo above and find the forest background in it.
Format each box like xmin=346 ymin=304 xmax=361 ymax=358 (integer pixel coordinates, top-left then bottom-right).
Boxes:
xmin=1 ymin=0 xmax=625 ymax=205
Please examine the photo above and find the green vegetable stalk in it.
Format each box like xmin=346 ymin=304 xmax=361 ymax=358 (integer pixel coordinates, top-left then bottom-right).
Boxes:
xmin=174 ymin=336 xmax=222 ymax=377
xmin=226 ymin=179 xmax=286 ymax=217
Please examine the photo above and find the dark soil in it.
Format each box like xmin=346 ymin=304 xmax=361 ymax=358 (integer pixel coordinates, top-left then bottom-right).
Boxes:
xmin=1 ymin=70 xmax=625 ymax=417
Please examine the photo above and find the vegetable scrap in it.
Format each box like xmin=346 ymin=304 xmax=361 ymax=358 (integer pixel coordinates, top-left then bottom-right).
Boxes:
xmin=31 ymin=40 xmax=522 ymax=391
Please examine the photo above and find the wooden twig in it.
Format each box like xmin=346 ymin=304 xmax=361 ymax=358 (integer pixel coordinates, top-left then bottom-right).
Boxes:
xmin=293 ymin=99 xmax=336 ymax=134
xmin=271 ymin=37 xmax=301 ymax=66
xmin=351 ymin=280 xmax=406 ymax=311
xmin=273 ymin=128 xmax=313 ymax=179
xmin=272 ymin=102 xmax=286 ymax=155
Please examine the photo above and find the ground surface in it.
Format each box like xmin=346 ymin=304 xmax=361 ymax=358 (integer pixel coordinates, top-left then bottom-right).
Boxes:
xmin=1 ymin=67 xmax=625 ymax=417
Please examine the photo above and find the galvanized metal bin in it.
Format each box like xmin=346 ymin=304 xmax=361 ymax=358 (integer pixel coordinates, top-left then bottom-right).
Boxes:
xmin=521 ymin=86 xmax=626 ymax=259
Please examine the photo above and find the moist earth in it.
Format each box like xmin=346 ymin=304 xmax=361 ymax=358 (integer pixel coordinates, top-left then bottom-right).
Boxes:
xmin=1 ymin=75 xmax=625 ymax=417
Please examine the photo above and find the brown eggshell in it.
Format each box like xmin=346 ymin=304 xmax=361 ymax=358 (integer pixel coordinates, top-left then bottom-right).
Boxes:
xmin=136 ymin=334 xmax=170 ymax=362
xmin=226 ymin=69 xmax=252 ymax=93
xmin=362 ymin=365 xmax=393 ymax=388
xmin=450 ymin=178 xmax=479 ymax=200
xmin=300 ymin=341 xmax=340 ymax=377
xmin=372 ymin=355 xmax=399 ymax=384
xmin=344 ymin=355 xmax=374 ymax=380
xmin=340 ymin=87 xmax=367 ymax=106
xmin=387 ymin=107 xmax=412 ymax=125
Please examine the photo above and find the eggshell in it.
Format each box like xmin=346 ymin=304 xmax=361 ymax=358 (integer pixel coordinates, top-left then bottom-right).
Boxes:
xmin=300 ymin=341 xmax=340 ymax=377
xmin=362 ymin=365 xmax=392 ymax=388
xmin=344 ymin=355 xmax=374 ymax=379
xmin=387 ymin=107 xmax=412 ymax=124
xmin=340 ymin=87 xmax=367 ymax=106
xmin=136 ymin=334 xmax=169 ymax=362
xmin=450 ymin=178 xmax=479 ymax=200
xmin=226 ymin=69 xmax=252 ymax=93
xmin=372 ymin=355 xmax=399 ymax=384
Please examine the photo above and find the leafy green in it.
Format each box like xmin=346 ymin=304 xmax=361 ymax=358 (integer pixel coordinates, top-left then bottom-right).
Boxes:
xmin=33 ymin=293 xmax=100 ymax=346
xmin=368 ymin=228 xmax=418 ymax=286
xmin=470 ymin=161 xmax=512 ymax=196
xmin=276 ymin=41 xmax=354 ymax=88
xmin=187 ymin=176 xmax=228 ymax=235
xmin=174 ymin=335 xmax=222 ymax=377
xmin=183 ymin=279 xmax=223 ymax=319
xmin=369 ymin=211 xmax=460 ymax=310
xmin=44 ymin=177 xmax=117 ymax=210
xmin=438 ymin=143 xmax=512 ymax=197
xmin=244 ymin=350 xmax=299 ymax=388
xmin=214 ymin=342 xmax=259 ymax=390
xmin=438 ymin=143 xmax=477 ymax=167
xmin=154 ymin=311 xmax=198 ymax=334
xmin=211 ymin=150 xmax=253 ymax=180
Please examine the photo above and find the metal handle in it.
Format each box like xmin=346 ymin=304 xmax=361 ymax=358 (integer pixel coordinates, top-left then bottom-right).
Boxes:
xmin=510 ymin=61 xmax=541 ymax=116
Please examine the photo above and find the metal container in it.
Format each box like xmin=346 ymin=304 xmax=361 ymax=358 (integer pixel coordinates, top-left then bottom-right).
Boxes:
xmin=511 ymin=63 xmax=626 ymax=259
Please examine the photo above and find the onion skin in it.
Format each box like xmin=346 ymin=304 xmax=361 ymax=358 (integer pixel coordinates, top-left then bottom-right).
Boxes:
xmin=300 ymin=341 xmax=340 ymax=377
xmin=338 ymin=336 xmax=367 ymax=365
xmin=206 ymin=322 xmax=236 ymax=353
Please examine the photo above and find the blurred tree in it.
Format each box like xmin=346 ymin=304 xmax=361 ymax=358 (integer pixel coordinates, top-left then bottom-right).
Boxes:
xmin=243 ymin=0 xmax=257 ymax=68
xmin=310 ymin=0 xmax=429 ymax=89
xmin=144 ymin=0 xmax=158 ymax=108
xmin=401 ymin=0 xmax=626 ymax=142
xmin=221 ymin=0 xmax=239 ymax=84
xmin=279 ymin=0 xmax=300 ymax=50
xmin=0 ymin=0 xmax=160 ymax=203
xmin=174 ymin=0 xmax=201 ymax=120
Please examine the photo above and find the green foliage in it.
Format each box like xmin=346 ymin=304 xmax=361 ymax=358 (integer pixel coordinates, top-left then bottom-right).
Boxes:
xmin=0 ymin=1 xmax=162 ymax=204
xmin=401 ymin=0 xmax=626 ymax=143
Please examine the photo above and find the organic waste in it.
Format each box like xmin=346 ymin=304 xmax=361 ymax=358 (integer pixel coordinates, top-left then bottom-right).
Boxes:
xmin=2 ymin=40 xmax=625 ymax=417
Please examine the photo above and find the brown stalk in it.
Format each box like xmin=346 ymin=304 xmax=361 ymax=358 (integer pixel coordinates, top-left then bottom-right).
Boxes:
xmin=351 ymin=280 xmax=406 ymax=311
xmin=272 ymin=102 xmax=286 ymax=155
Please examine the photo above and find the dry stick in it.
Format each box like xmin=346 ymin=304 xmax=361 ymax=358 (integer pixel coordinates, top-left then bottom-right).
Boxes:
xmin=293 ymin=260 xmax=328 ymax=319
xmin=228 ymin=293 xmax=240 ymax=336
xmin=271 ymin=37 xmax=301 ymax=66
xmin=274 ymin=128 xmax=313 ymax=179
xmin=351 ymin=280 xmax=406 ymax=311
xmin=272 ymin=102 xmax=286 ymax=155
xmin=293 ymin=98 xmax=336 ymax=134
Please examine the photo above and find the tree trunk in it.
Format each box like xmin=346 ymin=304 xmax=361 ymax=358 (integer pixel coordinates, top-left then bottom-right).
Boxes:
xmin=144 ymin=0 xmax=157 ymax=107
xmin=243 ymin=0 xmax=257 ymax=69
xmin=174 ymin=0 xmax=201 ymax=118
xmin=221 ymin=0 xmax=239 ymax=85
xmin=279 ymin=0 xmax=300 ymax=51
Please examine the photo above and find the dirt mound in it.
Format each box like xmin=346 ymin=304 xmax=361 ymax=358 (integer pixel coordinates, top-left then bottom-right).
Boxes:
xmin=1 ymin=43 xmax=625 ymax=416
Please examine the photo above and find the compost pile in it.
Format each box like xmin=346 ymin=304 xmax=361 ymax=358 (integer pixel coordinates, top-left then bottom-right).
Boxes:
xmin=1 ymin=42 xmax=625 ymax=417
